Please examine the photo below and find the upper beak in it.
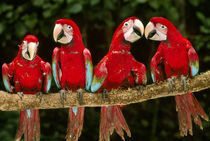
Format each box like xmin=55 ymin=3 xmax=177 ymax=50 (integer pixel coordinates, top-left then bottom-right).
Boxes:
xmin=133 ymin=19 xmax=144 ymax=37
xmin=53 ymin=24 xmax=63 ymax=42
xmin=27 ymin=42 xmax=37 ymax=60
xmin=145 ymin=22 xmax=156 ymax=39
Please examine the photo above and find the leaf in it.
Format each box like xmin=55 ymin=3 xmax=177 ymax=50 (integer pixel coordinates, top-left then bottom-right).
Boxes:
xmin=67 ymin=3 xmax=83 ymax=14
xmin=188 ymin=0 xmax=199 ymax=6
xmin=32 ymin=0 xmax=44 ymax=7
xmin=196 ymin=12 xmax=205 ymax=23
xmin=43 ymin=10 xmax=52 ymax=18
xmin=136 ymin=0 xmax=147 ymax=3
xmin=90 ymin=0 xmax=100 ymax=6
xmin=15 ymin=22 xmax=27 ymax=37
xmin=0 ymin=23 xmax=5 ymax=35
xmin=148 ymin=0 xmax=160 ymax=9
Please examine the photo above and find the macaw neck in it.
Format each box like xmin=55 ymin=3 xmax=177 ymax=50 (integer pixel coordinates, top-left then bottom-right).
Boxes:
xmin=164 ymin=29 xmax=183 ymax=45
xmin=16 ymin=48 xmax=38 ymax=63
xmin=110 ymin=37 xmax=131 ymax=52
xmin=61 ymin=39 xmax=84 ymax=51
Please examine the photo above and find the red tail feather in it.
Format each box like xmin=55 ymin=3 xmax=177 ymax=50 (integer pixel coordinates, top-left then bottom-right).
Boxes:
xmin=175 ymin=93 xmax=208 ymax=136
xmin=100 ymin=106 xmax=131 ymax=141
xmin=66 ymin=107 xmax=84 ymax=141
xmin=15 ymin=109 xmax=40 ymax=141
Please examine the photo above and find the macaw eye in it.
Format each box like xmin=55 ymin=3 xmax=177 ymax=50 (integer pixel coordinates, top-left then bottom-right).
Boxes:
xmin=23 ymin=41 xmax=27 ymax=45
xmin=161 ymin=25 xmax=166 ymax=29
xmin=124 ymin=22 xmax=129 ymax=27
xmin=67 ymin=25 xmax=72 ymax=30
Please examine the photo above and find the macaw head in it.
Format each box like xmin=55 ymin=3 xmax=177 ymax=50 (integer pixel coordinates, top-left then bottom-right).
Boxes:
xmin=145 ymin=17 xmax=181 ymax=41
xmin=112 ymin=17 xmax=144 ymax=43
xmin=20 ymin=35 xmax=39 ymax=61
xmin=53 ymin=19 xmax=82 ymax=45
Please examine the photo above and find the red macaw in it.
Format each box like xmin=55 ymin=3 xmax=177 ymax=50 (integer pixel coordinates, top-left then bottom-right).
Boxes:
xmin=90 ymin=17 xmax=146 ymax=141
xmin=145 ymin=17 xmax=209 ymax=136
xmin=2 ymin=35 xmax=52 ymax=141
xmin=52 ymin=19 xmax=93 ymax=140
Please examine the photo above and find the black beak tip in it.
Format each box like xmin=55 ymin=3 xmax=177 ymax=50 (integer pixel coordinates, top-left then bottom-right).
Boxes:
xmin=57 ymin=30 xmax=65 ymax=41
xmin=26 ymin=51 xmax=30 ymax=58
xmin=148 ymin=29 xmax=156 ymax=39
xmin=133 ymin=26 xmax=142 ymax=37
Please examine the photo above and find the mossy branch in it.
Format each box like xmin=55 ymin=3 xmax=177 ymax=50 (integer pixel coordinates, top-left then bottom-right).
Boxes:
xmin=0 ymin=71 xmax=209 ymax=111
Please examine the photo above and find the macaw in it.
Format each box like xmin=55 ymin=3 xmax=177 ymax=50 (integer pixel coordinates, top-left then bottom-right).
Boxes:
xmin=90 ymin=17 xmax=146 ymax=141
xmin=145 ymin=17 xmax=209 ymax=136
xmin=2 ymin=35 xmax=52 ymax=141
xmin=52 ymin=19 xmax=93 ymax=140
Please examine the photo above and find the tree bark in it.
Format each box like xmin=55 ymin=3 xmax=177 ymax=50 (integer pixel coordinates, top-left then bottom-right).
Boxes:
xmin=0 ymin=71 xmax=209 ymax=111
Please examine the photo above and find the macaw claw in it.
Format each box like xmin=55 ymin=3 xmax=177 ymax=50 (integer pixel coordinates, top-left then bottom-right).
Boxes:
xmin=136 ymin=85 xmax=144 ymax=95
xmin=181 ymin=75 xmax=187 ymax=91
xmin=36 ymin=92 xmax=42 ymax=103
xmin=167 ymin=77 xmax=175 ymax=92
xmin=60 ymin=89 xmax=66 ymax=106
xmin=77 ymin=88 xmax=83 ymax=105
xmin=17 ymin=92 xmax=24 ymax=99
xmin=102 ymin=89 xmax=108 ymax=102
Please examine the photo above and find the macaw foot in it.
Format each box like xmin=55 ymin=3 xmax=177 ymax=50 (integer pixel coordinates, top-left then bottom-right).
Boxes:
xmin=17 ymin=92 xmax=24 ymax=99
xmin=77 ymin=88 xmax=84 ymax=105
xmin=181 ymin=75 xmax=187 ymax=91
xmin=36 ymin=92 xmax=42 ymax=103
xmin=136 ymin=85 xmax=144 ymax=95
xmin=60 ymin=89 xmax=66 ymax=106
xmin=167 ymin=76 xmax=175 ymax=92
xmin=102 ymin=89 xmax=108 ymax=102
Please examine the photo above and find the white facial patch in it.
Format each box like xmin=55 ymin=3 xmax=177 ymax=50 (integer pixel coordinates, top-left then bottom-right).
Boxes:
xmin=22 ymin=41 xmax=38 ymax=61
xmin=58 ymin=32 xmax=73 ymax=44
xmin=124 ymin=28 xmax=140 ymax=43
xmin=149 ymin=29 xmax=167 ymax=41
xmin=123 ymin=19 xmax=143 ymax=43
xmin=58 ymin=24 xmax=73 ymax=44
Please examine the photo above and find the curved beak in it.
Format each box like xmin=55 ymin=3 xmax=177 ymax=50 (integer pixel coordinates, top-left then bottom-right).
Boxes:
xmin=53 ymin=24 xmax=63 ymax=42
xmin=27 ymin=42 xmax=38 ymax=60
xmin=145 ymin=22 xmax=155 ymax=39
xmin=133 ymin=19 xmax=144 ymax=38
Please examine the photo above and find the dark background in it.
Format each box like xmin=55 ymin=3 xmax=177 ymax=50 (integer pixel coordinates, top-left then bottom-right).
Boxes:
xmin=0 ymin=0 xmax=210 ymax=140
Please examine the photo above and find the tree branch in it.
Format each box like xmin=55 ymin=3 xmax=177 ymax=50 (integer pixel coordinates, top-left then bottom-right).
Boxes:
xmin=0 ymin=71 xmax=209 ymax=111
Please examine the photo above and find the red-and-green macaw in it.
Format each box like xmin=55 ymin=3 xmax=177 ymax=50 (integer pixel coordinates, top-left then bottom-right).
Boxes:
xmin=52 ymin=19 xmax=93 ymax=140
xmin=90 ymin=17 xmax=146 ymax=141
xmin=145 ymin=17 xmax=209 ymax=136
xmin=2 ymin=35 xmax=52 ymax=141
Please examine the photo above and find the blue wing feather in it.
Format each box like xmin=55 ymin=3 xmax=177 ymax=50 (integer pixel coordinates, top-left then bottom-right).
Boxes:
xmin=3 ymin=75 xmax=12 ymax=93
xmin=83 ymin=49 xmax=93 ymax=91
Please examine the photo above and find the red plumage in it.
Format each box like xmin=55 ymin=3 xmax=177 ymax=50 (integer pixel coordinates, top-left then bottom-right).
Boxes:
xmin=52 ymin=19 xmax=93 ymax=141
xmin=2 ymin=35 xmax=52 ymax=141
xmin=149 ymin=17 xmax=208 ymax=136
xmin=91 ymin=17 xmax=146 ymax=141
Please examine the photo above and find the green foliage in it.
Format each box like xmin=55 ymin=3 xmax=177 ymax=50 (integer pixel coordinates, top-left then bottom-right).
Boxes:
xmin=0 ymin=0 xmax=210 ymax=141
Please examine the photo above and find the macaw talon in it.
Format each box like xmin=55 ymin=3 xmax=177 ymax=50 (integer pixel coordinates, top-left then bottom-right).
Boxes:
xmin=136 ymin=85 xmax=144 ymax=95
xmin=17 ymin=92 xmax=24 ymax=99
xmin=77 ymin=88 xmax=83 ymax=105
xmin=102 ymin=89 xmax=108 ymax=102
xmin=36 ymin=92 xmax=42 ymax=103
xmin=167 ymin=77 xmax=175 ymax=92
xmin=60 ymin=89 xmax=66 ymax=106
xmin=181 ymin=75 xmax=187 ymax=91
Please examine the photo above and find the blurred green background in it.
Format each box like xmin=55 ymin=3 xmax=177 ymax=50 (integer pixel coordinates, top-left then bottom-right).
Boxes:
xmin=0 ymin=0 xmax=210 ymax=140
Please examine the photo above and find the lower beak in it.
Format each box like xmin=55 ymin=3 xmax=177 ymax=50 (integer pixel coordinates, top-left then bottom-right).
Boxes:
xmin=147 ymin=29 xmax=156 ymax=39
xmin=133 ymin=25 xmax=142 ymax=37
xmin=57 ymin=29 xmax=65 ymax=41
xmin=145 ymin=22 xmax=155 ymax=39
xmin=53 ymin=24 xmax=63 ymax=42
xmin=27 ymin=43 xmax=37 ymax=60
xmin=133 ymin=19 xmax=144 ymax=37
